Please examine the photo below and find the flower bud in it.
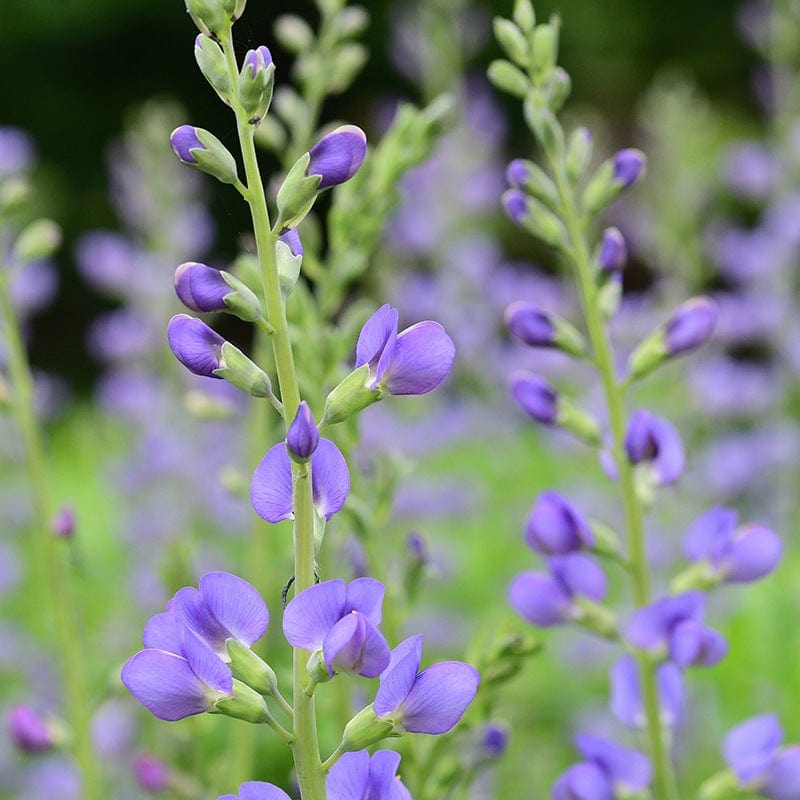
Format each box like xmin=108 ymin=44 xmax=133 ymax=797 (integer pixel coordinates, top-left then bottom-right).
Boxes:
xmin=583 ymin=149 xmax=647 ymax=215
xmin=530 ymin=22 xmax=557 ymax=76
xmin=487 ymin=59 xmax=530 ymax=98
xmin=505 ymin=302 xmax=586 ymax=357
xmin=565 ymin=126 xmax=593 ymax=183
xmin=322 ymin=365 xmax=381 ymax=426
xmin=239 ymin=46 xmax=275 ymax=123
xmin=307 ymin=125 xmax=367 ymax=189
xmin=510 ymin=371 xmax=558 ymax=424
xmin=132 ymin=753 xmax=170 ymax=793
xmin=214 ymin=679 xmax=270 ymax=724
xmin=279 ymin=228 xmax=303 ymax=257
xmin=513 ymin=0 xmax=535 ymax=32
xmin=170 ymin=126 xmax=239 ymax=185
xmin=338 ymin=704 xmax=395 ymax=753
xmin=505 ymin=159 xmax=558 ymax=207
xmin=664 ymin=297 xmax=718 ymax=356
xmin=174 ymin=262 xmax=262 ymax=321
xmin=51 ymin=505 xmax=75 ymax=539
xmin=597 ymin=227 xmax=627 ymax=273
xmin=7 ymin=705 xmax=55 ymax=752
xmin=226 ymin=638 xmax=280 ymax=697
xmin=286 ymin=401 xmax=319 ymax=461
xmin=613 ymin=148 xmax=646 ymax=187
xmin=493 ymin=17 xmax=530 ymax=67
xmin=194 ymin=34 xmax=231 ymax=104
xmin=624 ymin=410 xmax=684 ymax=486
xmin=525 ymin=491 xmax=594 ymax=555
xmin=502 ymin=189 xmax=566 ymax=248
xmin=13 ymin=219 xmax=61 ymax=262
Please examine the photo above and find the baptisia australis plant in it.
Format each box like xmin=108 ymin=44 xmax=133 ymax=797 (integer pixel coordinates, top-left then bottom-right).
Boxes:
xmin=491 ymin=2 xmax=784 ymax=798
xmin=121 ymin=1 xmax=477 ymax=798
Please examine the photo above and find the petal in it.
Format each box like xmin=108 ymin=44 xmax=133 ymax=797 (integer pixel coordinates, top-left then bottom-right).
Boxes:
xmin=357 ymin=621 xmax=391 ymax=678
xmin=381 ymin=635 xmax=423 ymax=677
xmin=669 ymin=620 xmax=727 ymax=668
xmin=174 ymin=262 xmax=229 ymax=313
xmin=574 ymin=733 xmax=652 ymax=791
xmin=142 ymin=609 xmax=181 ymax=654
xmin=324 ymin=613 xmax=367 ymax=675
xmin=174 ymin=587 xmax=232 ymax=658
xmin=250 ymin=443 xmax=293 ymax=523
xmin=625 ymin=592 xmax=706 ymax=651
xmin=180 ymin=629 xmax=234 ymax=695
xmin=307 ymin=125 xmax=367 ymax=189
xmin=722 ymin=525 xmax=782 ymax=583
xmin=525 ymin=491 xmax=594 ymax=555
xmin=237 ymin=782 xmax=292 ymax=800
xmin=651 ymin=416 xmax=685 ymax=485
xmin=383 ymin=321 xmax=456 ymax=395
xmin=762 ymin=746 xmax=800 ymax=800
xmin=683 ymin=506 xmax=739 ymax=563
xmin=374 ymin=637 xmax=423 ymax=717
xmin=610 ymin=657 xmax=683 ymax=729
xmin=311 ymin=439 xmax=350 ymax=520
xmin=367 ymin=750 xmax=402 ymax=794
xmin=121 ymin=650 xmax=216 ymax=721
xmin=397 ymin=661 xmax=480 ymax=734
xmin=283 ymin=579 xmax=347 ymax=651
xmin=508 ymin=571 xmax=572 ymax=627
xmin=555 ymin=762 xmax=613 ymax=800
xmin=345 ymin=577 xmax=385 ymax=625
xmin=199 ymin=571 xmax=269 ymax=648
xmin=167 ymin=314 xmax=224 ymax=378
xmin=724 ymin=714 xmax=783 ymax=781
xmin=549 ymin=554 xmax=607 ymax=602
xmin=327 ymin=750 xmax=371 ymax=800
xmin=355 ymin=304 xmax=397 ymax=369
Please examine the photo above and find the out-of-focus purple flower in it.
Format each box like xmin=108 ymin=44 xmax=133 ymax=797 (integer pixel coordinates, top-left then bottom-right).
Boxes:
xmin=250 ymin=438 xmax=349 ymax=523
xmin=218 ymin=782 xmax=291 ymax=800
xmin=133 ymin=753 xmax=170 ymax=793
xmin=75 ymin=231 xmax=138 ymax=295
xmin=504 ymin=302 xmax=555 ymax=347
xmin=598 ymin=227 xmax=627 ymax=273
xmin=90 ymin=699 xmax=136 ymax=759
xmin=0 ymin=127 xmax=36 ymax=176
xmin=355 ymin=304 xmax=456 ymax=395
xmin=88 ymin=309 xmax=158 ymax=363
xmin=664 ymin=297 xmax=718 ymax=356
xmin=524 ymin=491 xmax=594 ymax=555
xmin=19 ymin=756 xmax=80 ymax=800
xmin=508 ymin=553 xmax=607 ymax=627
xmin=279 ymin=228 xmax=303 ymax=257
xmin=170 ymin=125 xmax=204 ymax=164
xmin=505 ymin=159 xmax=531 ymax=188
xmin=286 ymin=401 xmax=319 ymax=460
xmin=552 ymin=733 xmax=652 ymax=800
xmin=10 ymin=260 xmax=58 ymax=318
xmin=625 ymin=410 xmax=684 ymax=485
xmin=373 ymin=635 xmax=479 ymax=734
xmin=307 ymin=125 xmax=367 ymax=189
xmin=724 ymin=715 xmax=800 ymax=800
xmin=610 ymin=656 xmax=683 ymax=728
xmin=174 ymin=262 xmax=230 ymax=312
xmin=7 ymin=705 xmax=54 ymax=752
xmin=724 ymin=142 xmax=779 ymax=200
xmin=613 ymin=149 xmax=646 ymax=187
xmin=684 ymin=506 xmax=781 ymax=583
xmin=51 ymin=505 xmax=75 ymax=539
xmin=167 ymin=314 xmax=224 ymax=378
xmin=478 ymin=722 xmax=509 ymax=759
xmin=510 ymin=371 xmax=558 ymax=424
xmin=282 ymin=578 xmax=390 ymax=678
xmin=625 ymin=592 xmax=727 ymax=668
xmin=327 ymin=750 xmax=412 ymax=800
xmin=501 ymin=188 xmax=527 ymax=225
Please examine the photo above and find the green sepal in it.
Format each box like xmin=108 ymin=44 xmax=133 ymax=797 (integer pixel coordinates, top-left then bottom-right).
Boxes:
xmin=239 ymin=60 xmax=275 ymax=123
xmin=487 ymin=59 xmax=531 ymax=99
xmin=275 ymin=236 xmax=303 ymax=297
xmin=185 ymin=0 xmax=232 ymax=39
xmin=275 ymin=153 xmax=321 ymax=230
xmin=565 ymin=127 xmax=593 ymax=184
xmin=556 ymin=396 xmax=602 ymax=446
xmin=13 ymin=219 xmax=61 ymax=262
xmin=194 ymin=34 xmax=232 ymax=105
xmin=214 ymin=341 xmax=274 ymax=398
xmin=338 ymin=704 xmax=396 ymax=752
xmin=597 ymin=274 xmax=622 ymax=321
xmin=191 ymin=128 xmax=239 ymax=185
xmin=226 ymin=638 xmax=280 ymax=697
xmin=632 ymin=464 xmax=657 ymax=511
xmin=493 ymin=17 xmax=530 ymax=67
xmin=670 ymin=560 xmax=720 ymax=594
xmin=509 ymin=159 xmax=559 ymax=208
xmin=573 ymin=597 xmax=618 ymax=639
xmin=214 ymin=678 xmax=270 ymax=723
xmin=513 ymin=0 xmax=535 ymax=32
xmin=305 ymin=649 xmax=334 ymax=693
xmin=321 ymin=365 xmax=381 ymax=426
xmin=220 ymin=271 xmax=263 ymax=322
xmin=513 ymin=192 xmax=567 ymax=249
xmin=551 ymin=316 xmax=587 ymax=358
xmin=627 ymin=331 xmax=668 ymax=382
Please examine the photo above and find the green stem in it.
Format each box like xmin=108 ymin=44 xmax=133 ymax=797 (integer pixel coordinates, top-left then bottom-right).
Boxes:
xmin=550 ymin=162 xmax=679 ymax=800
xmin=220 ymin=29 xmax=326 ymax=800
xmin=0 ymin=267 xmax=103 ymax=800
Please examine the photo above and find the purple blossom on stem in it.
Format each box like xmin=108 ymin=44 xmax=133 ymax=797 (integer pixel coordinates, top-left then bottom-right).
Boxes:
xmin=51 ymin=505 xmax=75 ymax=539
xmin=218 ymin=782 xmax=291 ymax=800
xmin=504 ymin=302 xmax=556 ymax=347
xmin=613 ymin=149 xmax=646 ymax=187
xmin=307 ymin=125 xmax=367 ymax=189
xmin=279 ymin=228 xmax=303 ymax=257
xmin=174 ymin=262 xmax=230 ymax=313
xmin=501 ymin=188 xmax=527 ymax=225
xmin=683 ymin=506 xmax=782 ymax=583
xmin=664 ymin=297 xmax=718 ymax=356
xmin=132 ymin=753 xmax=171 ymax=793
xmin=327 ymin=750 xmax=412 ymax=800
xmin=167 ymin=314 xmax=224 ymax=378
xmin=510 ymin=371 xmax=558 ymax=424
xmin=373 ymin=635 xmax=479 ymax=734
xmin=624 ymin=409 xmax=685 ymax=485
xmin=243 ymin=46 xmax=273 ymax=77
xmin=7 ymin=705 xmax=54 ymax=752
xmin=598 ymin=227 xmax=627 ymax=273
xmin=250 ymin=438 xmax=350 ymax=523
xmin=282 ymin=578 xmax=390 ymax=678
xmin=169 ymin=125 xmax=204 ymax=164
xmin=355 ymin=304 xmax=456 ymax=395
xmin=524 ymin=491 xmax=594 ymax=555
xmin=286 ymin=401 xmax=319 ymax=460
xmin=610 ymin=656 xmax=683 ymax=729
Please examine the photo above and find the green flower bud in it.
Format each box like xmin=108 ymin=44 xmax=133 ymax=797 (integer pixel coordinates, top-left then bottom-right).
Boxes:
xmin=513 ymin=0 xmax=535 ymax=33
xmin=239 ymin=46 xmax=275 ymax=123
xmin=573 ymin=597 xmax=617 ymax=639
xmin=487 ymin=59 xmax=531 ymax=99
xmin=565 ymin=127 xmax=593 ymax=183
xmin=321 ymin=364 xmax=381 ymax=426
xmin=214 ymin=679 xmax=270 ymax=723
xmin=545 ymin=66 xmax=571 ymax=113
xmin=13 ymin=219 xmax=61 ymax=262
xmin=275 ymin=153 xmax=321 ymax=230
xmin=226 ymin=639 xmax=280 ymax=697
xmin=626 ymin=333 xmax=668 ymax=382
xmin=275 ymin=235 xmax=303 ymax=296
xmin=220 ymin=271 xmax=263 ymax=322
xmin=531 ymin=20 xmax=558 ymax=76
xmin=0 ymin=176 xmax=31 ymax=217
xmin=274 ymin=15 xmax=315 ymax=54
xmin=555 ymin=396 xmax=602 ymax=446
xmin=215 ymin=341 xmax=274 ymax=398
xmin=185 ymin=0 xmax=232 ymax=38
xmin=493 ymin=17 xmax=530 ymax=67
xmin=338 ymin=704 xmax=396 ymax=753
xmin=524 ymin=101 xmax=564 ymax=161
xmin=194 ymin=34 xmax=232 ymax=105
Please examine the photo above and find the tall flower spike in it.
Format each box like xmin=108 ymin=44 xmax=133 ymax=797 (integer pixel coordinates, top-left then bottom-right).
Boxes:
xmin=250 ymin=438 xmax=350 ymax=523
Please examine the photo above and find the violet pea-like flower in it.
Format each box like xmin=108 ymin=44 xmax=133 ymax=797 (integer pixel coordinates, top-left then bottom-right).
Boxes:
xmin=283 ymin=578 xmax=390 ymax=678
xmin=510 ymin=371 xmax=558 ymax=424
xmin=625 ymin=409 xmax=685 ymax=486
xmin=218 ymin=783 xmax=291 ymax=800
xmin=684 ymin=505 xmax=782 ymax=584
xmin=167 ymin=314 xmax=225 ymax=378
xmin=552 ymin=733 xmax=652 ymax=800
xmin=250 ymin=438 xmax=349 ymax=523
xmin=508 ymin=553 xmax=607 ymax=628
xmin=373 ymin=635 xmax=479 ymax=735
xmin=355 ymin=304 xmax=456 ymax=396
xmin=625 ymin=591 xmax=727 ymax=669
xmin=174 ymin=262 xmax=230 ymax=313
xmin=610 ymin=655 xmax=684 ymax=729
xmin=327 ymin=750 xmax=412 ymax=800
xmin=307 ymin=125 xmax=367 ymax=189
xmin=7 ymin=705 xmax=54 ymax=752
xmin=524 ymin=490 xmax=594 ymax=555
xmin=664 ymin=297 xmax=718 ymax=356
xmin=723 ymin=714 xmax=800 ymax=800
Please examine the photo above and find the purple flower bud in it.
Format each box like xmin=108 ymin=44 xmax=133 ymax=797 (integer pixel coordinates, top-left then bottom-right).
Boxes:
xmin=307 ymin=125 xmax=367 ymax=189
xmin=624 ymin=409 xmax=684 ymax=485
xmin=51 ymin=505 xmax=75 ymax=539
xmin=510 ymin=371 xmax=558 ymax=424
xmin=406 ymin=531 xmax=429 ymax=565
xmin=479 ymin=722 xmax=509 ymax=759
xmin=501 ymin=188 xmax=528 ymax=225
xmin=243 ymin=45 xmax=273 ymax=77
xmin=7 ymin=705 xmax=54 ymax=752
xmin=664 ymin=297 xmax=718 ymax=356
xmin=132 ymin=753 xmax=170 ymax=793
xmin=286 ymin=401 xmax=319 ymax=460
xmin=167 ymin=314 xmax=224 ymax=378
xmin=505 ymin=159 xmax=530 ymax=188
xmin=174 ymin=262 xmax=230 ymax=312
xmin=504 ymin=302 xmax=556 ymax=347
xmin=524 ymin=491 xmax=594 ymax=555
xmin=279 ymin=228 xmax=303 ymax=257
xmin=613 ymin=148 xmax=646 ymax=187
xmin=598 ymin=227 xmax=627 ymax=273
xmin=170 ymin=125 xmax=204 ymax=164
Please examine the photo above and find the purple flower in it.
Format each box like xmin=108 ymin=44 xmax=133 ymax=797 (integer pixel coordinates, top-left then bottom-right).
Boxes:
xmin=327 ymin=750 xmax=412 ymax=800
xmin=286 ymin=401 xmax=319 ymax=460
xmin=7 ymin=705 xmax=54 ymax=752
xmin=510 ymin=371 xmax=558 ymax=424
xmin=307 ymin=125 xmax=367 ymax=189
xmin=613 ymin=149 xmax=646 ymax=187
xmin=279 ymin=228 xmax=303 ymax=257
xmin=598 ymin=227 xmax=627 ymax=273
xmin=218 ymin=782 xmax=291 ymax=800
xmin=282 ymin=578 xmax=390 ymax=678
xmin=724 ymin=715 xmax=800 ymax=800
xmin=0 ymin=126 xmax=36 ymax=176
xmin=478 ymin=722 xmax=509 ymax=759
xmin=552 ymin=733 xmax=652 ymax=800
xmin=167 ymin=314 xmax=225 ymax=378
xmin=174 ymin=262 xmax=230 ymax=312
xmin=664 ymin=297 xmax=718 ymax=356
xmin=509 ymin=553 xmax=607 ymax=627
xmin=684 ymin=506 xmax=782 ymax=583
xmin=504 ymin=302 xmax=556 ymax=347
xmin=625 ymin=592 xmax=727 ymax=668
xmin=373 ymin=635 xmax=479 ymax=734
xmin=524 ymin=491 xmax=594 ymax=555
xmin=724 ymin=142 xmax=778 ymax=200
xmin=501 ymin=188 xmax=527 ymax=225
xmin=355 ymin=304 xmax=456 ymax=395
xmin=170 ymin=125 xmax=204 ymax=164
xmin=610 ymin=656 xmax=683 ymax=728
xmin=505 ymin=159 xmax=531 ymax=188
xmin=250 ymin=438 xmax=349 ymax=523
xmin=243 ymin=45 xmax=273 ymax=77
xmin=624 ymin=410 xmax=684 ymax=485
xmin=132 ymin=753 xmax=170 ymax=793
xmin=51 ymin=505 xmax=75 ymax=539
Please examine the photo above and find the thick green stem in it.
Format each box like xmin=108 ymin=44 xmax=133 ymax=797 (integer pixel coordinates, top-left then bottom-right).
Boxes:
xmin=551 ymin=163 xmax=679 ymax=800
xmin=220 ymin=30 xmax=326 ymax=800
xmin=0 ymin=268 xmax=103 ymax=800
